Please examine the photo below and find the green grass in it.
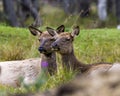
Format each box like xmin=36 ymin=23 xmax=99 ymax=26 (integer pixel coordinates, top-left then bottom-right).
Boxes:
xmin=0 ymin=26 xmax=120 ymax=95
xmin=0 ymin=26 xmax=40 ymax=61
xmin=74 ymin=29 xmax=120 ymax=64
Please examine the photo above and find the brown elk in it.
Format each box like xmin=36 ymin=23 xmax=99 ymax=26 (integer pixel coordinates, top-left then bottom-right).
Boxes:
xmin=47 ymin=26 xmax=113 ymax=75
xmin=28 ymin=25 xmax=65 ymax=75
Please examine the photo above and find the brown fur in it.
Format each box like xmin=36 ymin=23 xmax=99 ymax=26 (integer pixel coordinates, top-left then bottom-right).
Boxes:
xmin=29 ymin=26 xmax=57 ymax=75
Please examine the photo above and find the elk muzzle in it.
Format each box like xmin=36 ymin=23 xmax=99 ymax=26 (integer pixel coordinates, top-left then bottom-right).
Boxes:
xmin=38 ymin=47 xmax=46 ymax=53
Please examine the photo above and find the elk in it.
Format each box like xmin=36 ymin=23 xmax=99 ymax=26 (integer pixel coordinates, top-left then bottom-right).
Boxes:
xmin=0 ymin=25 xmax=65 ymax=87
xmin=47 ymin=26 xmax=113 ymax=75
xmin=0 ymin=58 xmax=41 ymax=87
xmin=28 ymin=25 xmax=65 ymax=75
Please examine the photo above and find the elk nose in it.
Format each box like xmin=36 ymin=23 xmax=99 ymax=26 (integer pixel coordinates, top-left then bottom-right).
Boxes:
xmin=38 ymin=47 xmax=44 ymax=52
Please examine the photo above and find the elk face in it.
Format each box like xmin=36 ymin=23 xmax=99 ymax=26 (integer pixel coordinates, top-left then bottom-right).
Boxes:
xmin=28 ymin=25 xmax=65 ymax=55
xmin=47 ymin=26 xmax=80 ymax=54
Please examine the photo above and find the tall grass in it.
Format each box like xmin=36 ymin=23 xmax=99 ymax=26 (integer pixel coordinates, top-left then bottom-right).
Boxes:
xmin=0 ymin=26 xmax=40 ymax=61
xmin=0 ymin=43 xmax=25 ymax=61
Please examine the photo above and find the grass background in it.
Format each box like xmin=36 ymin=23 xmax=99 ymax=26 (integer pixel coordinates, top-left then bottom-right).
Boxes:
xmin=0 ymin=26 xmax=120 ymax=63
xmin=0 ymin=26 xmax=120 ymax=95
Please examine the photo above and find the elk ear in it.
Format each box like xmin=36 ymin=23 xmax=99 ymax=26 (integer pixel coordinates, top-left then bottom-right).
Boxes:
xmin=71 ymin=26 xmax=80 ymax=37
xmin=28 ymin=26 xmax=42 ymax=36
xmin=46 ymin=27 xmax=57 ymax=36
xmin=56 ymin=25 xmax=65 ymax=34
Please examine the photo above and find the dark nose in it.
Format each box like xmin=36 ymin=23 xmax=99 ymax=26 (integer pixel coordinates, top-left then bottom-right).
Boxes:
xmin=51 ymin=43 xmax=58 ymax=48
xmin=38 ymin=47 xmax=44 ymax=52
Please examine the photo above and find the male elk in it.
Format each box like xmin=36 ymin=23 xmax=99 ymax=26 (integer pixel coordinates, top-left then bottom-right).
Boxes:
xmin=47 ymin=26 xmax=113 ymax=75
xmin=28 ymin=25 xmax=65 ymax=75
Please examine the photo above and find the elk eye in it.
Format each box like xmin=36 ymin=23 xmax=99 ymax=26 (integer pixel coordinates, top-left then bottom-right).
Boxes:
xmin=65 ymin=38 xmax=70 ymax=41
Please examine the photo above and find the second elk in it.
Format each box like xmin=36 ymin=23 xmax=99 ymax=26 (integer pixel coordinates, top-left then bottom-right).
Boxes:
xmin=47 ymin=26 xmax=114 ymax=76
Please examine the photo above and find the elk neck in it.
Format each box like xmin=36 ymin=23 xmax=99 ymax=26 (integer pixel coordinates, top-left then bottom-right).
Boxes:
xmin=61 ymin=48 xmax=90 ymax=73
xmin=41 ymin=52 xmax=57 ymax=75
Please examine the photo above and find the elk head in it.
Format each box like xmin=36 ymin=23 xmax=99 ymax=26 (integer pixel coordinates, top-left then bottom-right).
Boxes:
xmin=28 ymin=25 xmax=65 ymax=56
xmin=47 ymin=26 xmax=80 ymax=54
